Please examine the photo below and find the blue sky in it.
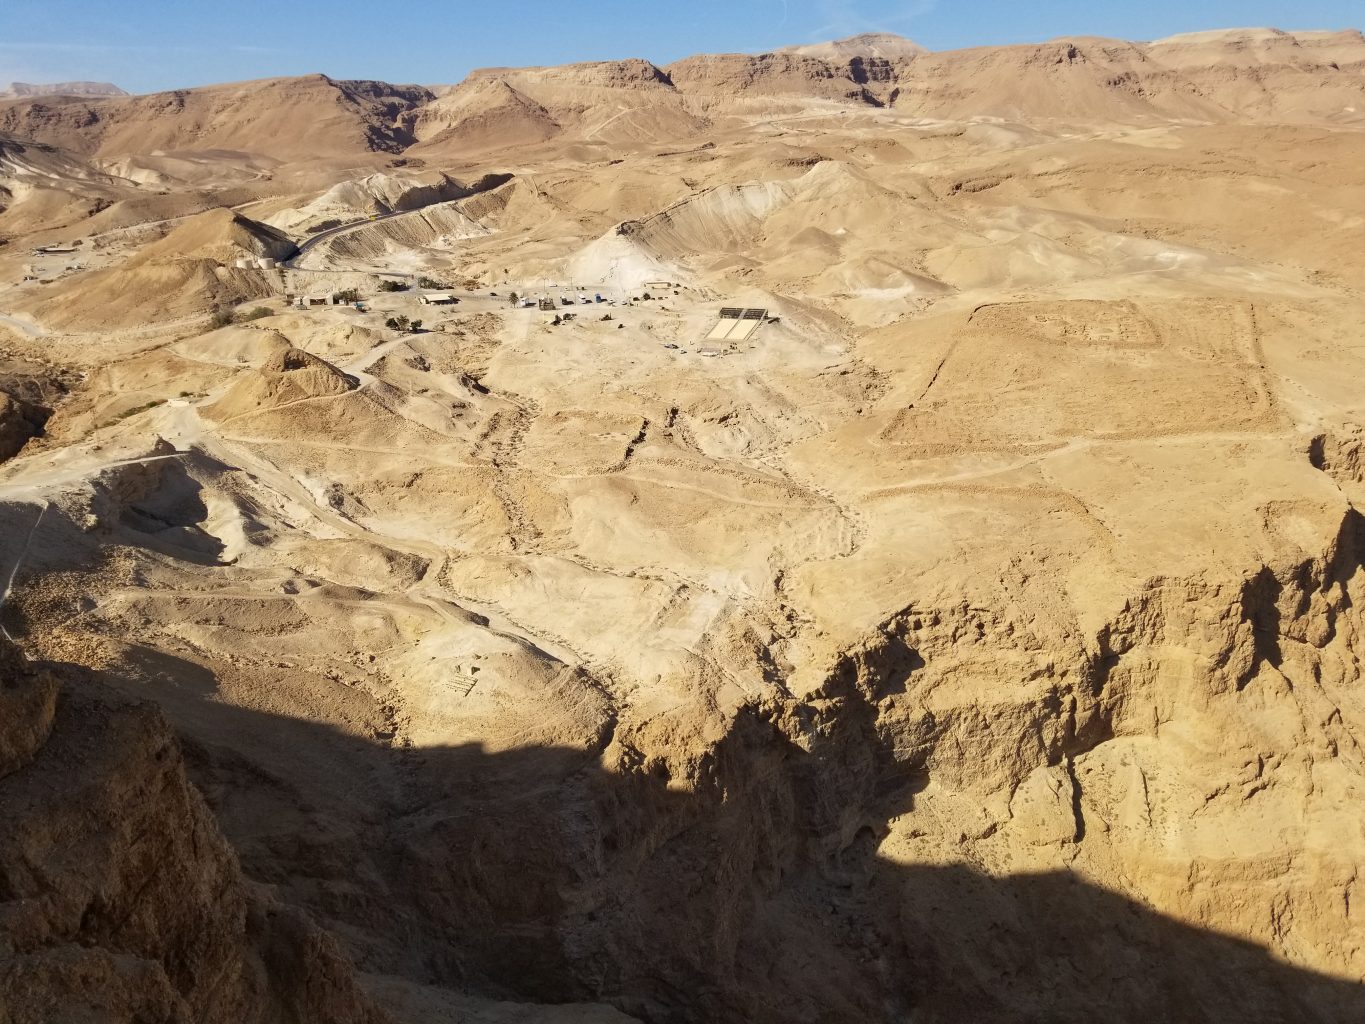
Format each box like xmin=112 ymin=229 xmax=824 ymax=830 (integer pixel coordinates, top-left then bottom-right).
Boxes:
xmin=3 ymin=0 xmax=1361 ymax=94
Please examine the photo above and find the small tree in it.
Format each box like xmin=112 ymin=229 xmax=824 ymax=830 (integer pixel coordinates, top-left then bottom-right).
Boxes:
xmin=385 ymin=315 xmax=411 ymax=331
xmin=508 ymin=291 xmax=519 ymax=307
xmin=409 ymin=319 xmax=423 ymax=332
xmin=208 ymin=309 xmax=233 ymax=330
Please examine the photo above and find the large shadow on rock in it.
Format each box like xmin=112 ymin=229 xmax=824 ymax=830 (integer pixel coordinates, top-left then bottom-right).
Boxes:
xmin=103 ymin=456 xmax=228 ymax=566
xmin=59 ymin=646 xmax=1365 ymax=1024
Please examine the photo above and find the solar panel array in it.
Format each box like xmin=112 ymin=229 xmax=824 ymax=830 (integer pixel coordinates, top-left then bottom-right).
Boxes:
xmin=707 ymin=308 xmax=768 ymax=341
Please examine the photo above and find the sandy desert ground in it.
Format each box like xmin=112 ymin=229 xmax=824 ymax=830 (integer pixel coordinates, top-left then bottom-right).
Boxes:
xmin=2 ymin=27 xmax=1365 ymax=1024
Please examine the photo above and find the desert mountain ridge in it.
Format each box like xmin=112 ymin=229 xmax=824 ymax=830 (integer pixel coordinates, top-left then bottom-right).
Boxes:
xmin=1 ymin=26 xmax=1362 ymax=166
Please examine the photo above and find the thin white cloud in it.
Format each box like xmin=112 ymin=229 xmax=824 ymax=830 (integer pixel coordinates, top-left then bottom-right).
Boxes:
xmin=0 ymin=42 xmax=128 ymax=53
xmin=884 ymin=1 xmax=939 ymax=30
xmin=808 ymin=0 xmax=938 ymax=40
xmin=0 ymin=41 xmax=189 ymax=54
xmin=1 ymin=41 xmax=280 ymax=55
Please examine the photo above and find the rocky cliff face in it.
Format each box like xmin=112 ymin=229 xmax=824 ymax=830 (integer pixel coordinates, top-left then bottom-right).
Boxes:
xmin=0 ymin=392 xmax=48 ymax=463
xmin=0 ymin=637 xmax=389 ymax=1024
xmin=160 ymin=503 xmax=1364 ymax=1023
xmin=4 ymin=514 xmax=1361 ymax=1022
xmin=664 ymin=51 xmax=887 ymax=104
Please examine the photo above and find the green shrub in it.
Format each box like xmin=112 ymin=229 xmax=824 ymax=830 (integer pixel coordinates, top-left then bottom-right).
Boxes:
xmin=116 ymin=399 xmax=165 ymax=421
xmin=378 ymin=279 xmax=407 ymax=293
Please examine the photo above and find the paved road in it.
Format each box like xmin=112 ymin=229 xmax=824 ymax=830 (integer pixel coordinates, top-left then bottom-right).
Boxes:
xmin=283 ymin=174 xmax=513 ymax=274
xmin=283 ymin=210 xmax=411 ymax=273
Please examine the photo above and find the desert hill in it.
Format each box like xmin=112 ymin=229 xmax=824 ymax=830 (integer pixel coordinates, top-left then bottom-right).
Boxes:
xmin=134 ymin=207 xmax=296 ymax=264
xmin=205 ymin=347 xmax=358 ymax=421
xmin=263 ymin=170 xmax=478 ymax=232
xmin=404 ymin=77 xmax=562 ymax=155
xmin=0 ymin=74 xmax=433 ymax=164
xmin=11 ymin=208 xmax=294 ymax=330
xmin=411 ymin=59 xmax=706 ymax=156
xmin=0 ymin=133 xmax=129 ymax=236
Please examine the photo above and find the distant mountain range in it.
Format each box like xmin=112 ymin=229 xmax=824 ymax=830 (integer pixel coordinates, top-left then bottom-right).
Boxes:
xmin=1 ymin=28 xmax=1362 ymax=165
xmin=779 ymin=31 xmax=929 ymax=61
xmin=1 ymin=81 xmax=127 ymax=99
